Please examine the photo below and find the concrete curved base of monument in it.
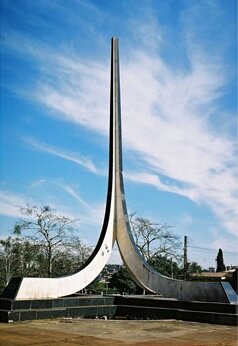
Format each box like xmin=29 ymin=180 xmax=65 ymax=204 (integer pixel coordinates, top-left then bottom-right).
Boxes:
xmin=1 ymin=215 xmax=115 ymax=300
xmin=1 ymin=173 xmax=116 ymax=300
xmin=1 ymin=38 xmax=237 ymax=305
xmin=115 ymin=210 xmax=236 ymax=303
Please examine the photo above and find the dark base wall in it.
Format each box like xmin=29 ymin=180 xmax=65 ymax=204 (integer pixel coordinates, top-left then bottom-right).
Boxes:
xmin=0 ymin=295 xmax=237 ymax=326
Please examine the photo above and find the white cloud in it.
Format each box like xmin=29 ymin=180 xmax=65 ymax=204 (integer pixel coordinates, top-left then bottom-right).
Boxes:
xmin=23 ymin=137 xmax=104 ymax=175
xmin=31 ymin=179 xmax=46 ymax=187
xmin=3 ymin=5 xmax=237 ymax=241
xmin=17 ymin=38 xmax=237 ymax=238
xmin=0 ymin=187 xmax=105 ymax=232
xmin=55 ymin=183 xmax=90 ymax=210
xmin=32 ymin=179 xmax=106 ymax=228
xmin=178 ymin=213 xmax=194 ymax=227
xmin=0 ymin=191 xmax=27 ymax=218
xmin=212 ymin=236 xmax=238 ymax=259
xmin=125 ymin=172 xmax=164 ymax=189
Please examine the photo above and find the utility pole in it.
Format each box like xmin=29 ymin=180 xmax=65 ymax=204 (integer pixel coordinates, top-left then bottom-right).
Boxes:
xmin=184 ymin=236 xmax=188 ymax=279
xmin=170 ymin=257 xmax=173 ymax=278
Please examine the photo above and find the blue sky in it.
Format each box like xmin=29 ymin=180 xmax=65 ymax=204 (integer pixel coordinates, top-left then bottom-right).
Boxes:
xmin=0 ymin=0 xmax=237 ymax=268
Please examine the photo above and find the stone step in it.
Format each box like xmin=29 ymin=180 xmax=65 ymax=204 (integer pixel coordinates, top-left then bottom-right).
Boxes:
xmin=0 ymin=295 xmax=237 ymax=325
xmin=113 ymin=296 xmax=237 ymax=314
xmin=115 ymin=305 xmax=237 ymax=326
xmin=0 ymin=304 xmax=116 ymax=323
xmin=0 ymin=295 xmax=114 ymax=311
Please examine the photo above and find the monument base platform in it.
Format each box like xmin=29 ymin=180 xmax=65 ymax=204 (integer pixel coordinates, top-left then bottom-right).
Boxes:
xmin=0 ymin=295 xmax=237 ymax=326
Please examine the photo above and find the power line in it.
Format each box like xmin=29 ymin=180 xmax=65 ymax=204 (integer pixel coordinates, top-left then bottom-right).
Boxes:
xmin=188 ymin=245 xmax=237 ymax=256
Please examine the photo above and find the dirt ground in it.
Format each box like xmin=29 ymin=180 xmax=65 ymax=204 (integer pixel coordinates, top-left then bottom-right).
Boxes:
xmin=0 ymin=319 xmax=237 ymax=346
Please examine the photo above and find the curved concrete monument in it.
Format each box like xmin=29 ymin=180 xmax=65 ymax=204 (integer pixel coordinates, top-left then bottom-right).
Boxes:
xmin=2 ymin=38 xmax=236 ymax=303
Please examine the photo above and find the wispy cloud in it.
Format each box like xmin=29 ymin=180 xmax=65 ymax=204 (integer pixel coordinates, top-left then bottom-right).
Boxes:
xmin=56 ymin=183 xmax=90 ymax=210
xmin=0 ymin=191 xmax=27 ymax=218
xmin=23 ymin=137 xmax=104 ymax=175
xmin=55 ymin=183 xmax=107 ymax=229
xmin=31 ymin=179 xmax=47 ymax=187
xmin=0 ymin=187 xmax=105 ymax=233
xmin=49 ymin=183 xmax=105 ymax=229
xmin=2 ymin=1 xmax=237 ymax=240
xmin=212 ymin=235 xmax=238 ymax=256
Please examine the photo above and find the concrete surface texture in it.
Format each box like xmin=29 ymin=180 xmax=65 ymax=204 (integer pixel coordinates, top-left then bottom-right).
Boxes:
xmin=0 ymin=319 xmax=237 ymax=346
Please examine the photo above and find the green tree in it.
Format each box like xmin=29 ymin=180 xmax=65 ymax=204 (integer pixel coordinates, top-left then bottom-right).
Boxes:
xmin=216 ymin=248 xmax=226 ymax=272
xmin=109 ymin=267 xmax=141 ymax=294
xmin=14 ymin=205 xmax=78 ymax=277
xmin=0 ymin=237 xmax=41 ymax=293
xmin=148 ymin=255 xmax=184 ymax=279
xmin=183 ymin=261 xmax=203 ymax=281
xmin=86 ymin=278 xmax=108 ymax=294
xmin=187 ymin=261 xmax=202 ymax=275
xmin=0 ymin=237 xmax=21 ymax=287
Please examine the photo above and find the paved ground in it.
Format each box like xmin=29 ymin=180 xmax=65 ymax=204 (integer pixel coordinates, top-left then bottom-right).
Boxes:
xmin=0 ymin=319 xmax=237 ymax=346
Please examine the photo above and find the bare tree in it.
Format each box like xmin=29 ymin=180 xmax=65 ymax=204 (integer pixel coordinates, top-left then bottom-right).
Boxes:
xmin=14 ymin=205 xmax=78 ymax=277
xmin=129 ymin=213 xmax=182 ymax=262
xmin=64 ymin=236 xmax=92 ymax=269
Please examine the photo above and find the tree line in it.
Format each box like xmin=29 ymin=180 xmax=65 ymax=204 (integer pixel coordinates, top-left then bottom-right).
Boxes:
xmin=1 ymin=205 xmax=226 ymax=295
xmin=0 ymin=206 xmax=91 ymax=293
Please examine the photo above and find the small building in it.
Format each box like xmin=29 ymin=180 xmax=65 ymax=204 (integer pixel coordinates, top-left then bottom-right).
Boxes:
xmin=192 ymin=268 xmax=237 ymax=292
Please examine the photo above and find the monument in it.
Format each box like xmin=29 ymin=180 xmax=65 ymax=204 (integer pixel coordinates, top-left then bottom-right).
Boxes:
xmin=1 ymin=38 xmax=236 ymax=304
